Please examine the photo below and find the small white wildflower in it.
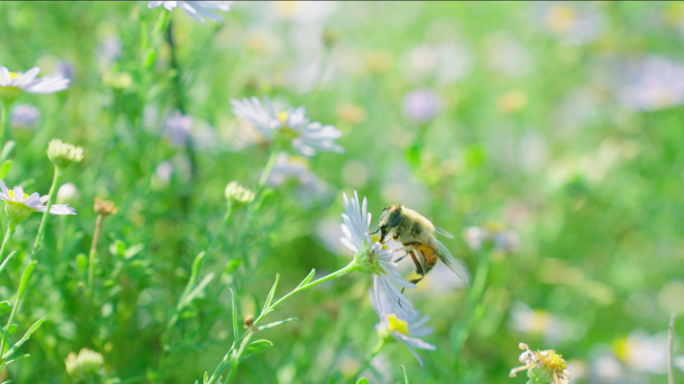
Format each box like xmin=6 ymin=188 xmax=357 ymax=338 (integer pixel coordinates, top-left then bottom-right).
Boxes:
xmin=0 ymin=66 xmax=69 ymax=103
xmin=164 ymin=113 xmax=193 ymax=147
xmin=225 ymin=181 xmax=254 ymax=207
xmin=65 ymin=348 xmax=104 ymax=381
xmin=231 ymin=96 xmax=344 ymax=157
xmin=370 ymin=286 xmax=436 ymax=366
xmin=148 ymin=1 xmax=233 ymax=24
xmin=47 ymin=139 xmax=84 ymax=168
xmin=0 ymin=181 xmax=76 ymax=224
xmin=618 ymin=55 xmax=684 ymax=111
xmin=509 ymin=343 xmax=571 ymax=384
xmin=340 ymin=191 xmax=416 ymax=318
xmin=536 ymin=2 xmax=604 ymax=45
xmin=463 ymin=221 xmax=519 ymax=253
xmin=56 ymin=182 xmax=80 ymax=204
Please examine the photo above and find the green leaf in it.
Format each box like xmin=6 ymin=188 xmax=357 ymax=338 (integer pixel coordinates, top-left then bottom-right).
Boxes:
xmin=124 ymin=244 xmax=145 ymax=259
xmin=17 ymin=261 xmax=37 ymax=299
xmin=7 ymin=324 xmax=16 ymax=337
xmin=241 ymin=340 xmax=273 ymax=358
xmin=230 ymin=288 xmax=238 ymax=346
xmin=401 ymin=365 xmax=409 ymax=384
xmin=256 ymin=317 xmax=298 ymax=332
xmin=260 ymin=274 xmax=279 ymax=317
xmin=224 ymin=259 xmax=242 ymax=274
xmin=184 ymin=272 xmax=215 ymax=305
xmin=3 ymin=354 xmax=29 ymax=367
xmin=253 ymin=188 xmax=273 ymax=213
xmin=3 ymin=316 xmax=49 ymax=358
xmin=0 ymin=141 xmax=15 ymax=163
xmin=356 ymin=378 xmax=368 ymax=384
xmin=0 ymin=301 xmax=10 ymax=317
xmin=0 ymin=250 xmax=16 ymax=276
xmin=0 ymin=160 xmax=12 ymax=180
xmin=296 ymin=269 xmax=315 ymax=289
xmin=76 ymin=253 xmax=87 ymax=272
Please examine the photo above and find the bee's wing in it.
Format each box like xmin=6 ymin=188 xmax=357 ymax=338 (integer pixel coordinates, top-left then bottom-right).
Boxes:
xmin=434 ymin=226 xmax=455 ymax=239
xmin=429 ymin=237 xmax=468 ymax=283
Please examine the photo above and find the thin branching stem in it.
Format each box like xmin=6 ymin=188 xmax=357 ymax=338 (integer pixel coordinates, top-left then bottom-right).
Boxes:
xmin=87 ymin=214 xmax=104 ymax=300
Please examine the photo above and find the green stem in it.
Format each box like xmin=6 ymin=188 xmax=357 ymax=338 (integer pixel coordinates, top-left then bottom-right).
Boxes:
xmin=351 ymin=337 xmax=389 ymax=380
xmin=468 ymin=251 xmax=489 ymax=305
xmin=87 ymin=214 xmax=104 ymax=300
xmin=29 ymin=165 xmax=62 ymax=262
xmin=0 ymin=102 xmax=9 ymax=150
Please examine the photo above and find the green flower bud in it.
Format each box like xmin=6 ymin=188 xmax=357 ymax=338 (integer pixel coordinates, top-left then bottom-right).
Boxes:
xmin=352 ymin=241 xmax=385 ymax=275
xmin=65 ymin=348 xmax=104 ymax=381
xmin=0 ymin=87 xmax=21 ymax=105
xmin=225 ymin=181 xmax=254 ymax=207
xmin=47 ymin=139 xmax=84 ymax=168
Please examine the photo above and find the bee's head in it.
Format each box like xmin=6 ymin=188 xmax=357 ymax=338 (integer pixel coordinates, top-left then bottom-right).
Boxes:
xmin=377 ymin=205 xmax=403 ymax=242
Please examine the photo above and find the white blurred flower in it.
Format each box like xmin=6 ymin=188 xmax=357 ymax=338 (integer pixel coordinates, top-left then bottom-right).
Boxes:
xmin=10 ymin=104 xmax=40 ymax=129
xmin=0 ymin=181 xmax=76 ymax=224
xmin=484 ymin=32 xmax=535 ymax=77
xmin=267 ymin=152 xmax=331 ymax=207
xmin=618 ymin=55 xmax=684 ymax=111
xmin=231 ymin=96 xmax=344 ymax=157
xmin=56 ymin=183 xmax=80 ymax=205
xmin=616 ymin=331 xmax=681 ymax=374
xmin=509 ymin=301 xmax=564 ymax=346
xmin=163 ymin=113 xmax=193 ymax=146
xmin=341 ymin=191 xmax=416 ymax=318
xmin=400 ymin=43 xmax=474 ymax=85
xmin=463 ymin=222 xmax=519 ymax=253
xmin=402 ymin=89 xmax=441 ymax=123
xmin=0 ymin=66 xmax=69 ymax=102
xmin=536 ymin=2 xmax=604 ymax=45
xmin=98 ymin=36 xmax=123 ymax=67
xmin=53 ymin=60 xmax=74 ymax=81
xmin=370 ymin=285 xmax=435 ymax=366
xmin=155 ymin=161 xmax=174 ymax=186
xmin=269 ymin=1 xmax=338 ymax=23
xmin=148 ymin=1 xmax=233 ymax=24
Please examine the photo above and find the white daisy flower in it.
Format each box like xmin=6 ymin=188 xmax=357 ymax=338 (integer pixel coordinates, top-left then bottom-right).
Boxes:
xmin=148 ymin=1 xmax=233 ymax=24
xmin=0 ymin=67 xmax=69 ymax=102
xmin=231 ymin=96 xmax=344 ymax=157
xmin=0 ymin=181 xmax=76 ymax=224
xmin=370 ymin=285 xmax=436 ymax=366
xmin=340 ymin=191 xmax=416 ymax=318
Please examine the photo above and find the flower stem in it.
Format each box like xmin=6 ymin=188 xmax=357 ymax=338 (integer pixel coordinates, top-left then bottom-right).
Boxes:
xmin=352 ymin=337 xmax=389 ymax=380
xmin=87 ymin=214 xmax=104 ymax=300
xmin=0 ymin=102 xmax=9 ymax=150
xmin=29 ymin=165 xmax=62 ymax=262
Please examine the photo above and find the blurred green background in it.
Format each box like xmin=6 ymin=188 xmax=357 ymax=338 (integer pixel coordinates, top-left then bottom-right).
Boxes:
xmin=2 ymin=1 xmax=684 ymax=383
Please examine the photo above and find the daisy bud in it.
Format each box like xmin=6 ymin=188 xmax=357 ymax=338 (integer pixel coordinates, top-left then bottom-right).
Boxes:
xmin=47 ymin=139 xmax=84 ymax=168
xmin=225 ymin=181 xmax=254 ymax=207
xmin=93 ymin=197 xmax=117 ymax=216
xmin=64 ymin=348 xmax=104 ymax=381
xmin=56 ymin=182 xmax=80 ymax=204
xmin=509 ymin=342 xmax=571 ymax=384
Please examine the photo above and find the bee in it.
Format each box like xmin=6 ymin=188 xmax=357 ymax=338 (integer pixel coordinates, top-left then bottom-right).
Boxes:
xmin=376 ymin=205 xmax=467 ymax=286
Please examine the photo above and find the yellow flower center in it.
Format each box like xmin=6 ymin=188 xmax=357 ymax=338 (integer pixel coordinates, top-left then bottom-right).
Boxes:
xmin=387 ymin=314 xmax=409 ymax=335
xmin=277 ymin=111 xmax=289 ymax=127
xmin=7 ymin=190 xmax=29 ymax=200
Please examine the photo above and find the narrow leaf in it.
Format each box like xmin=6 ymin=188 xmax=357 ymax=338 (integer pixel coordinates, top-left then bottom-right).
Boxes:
xmin=260 ymin=274 xmax=279 ymax=316
xmin=17 ymin=261 xmax=37 ymax=299
xmin=356 ymin=378 xmax=368 ymax=384
xmin=3 ymin=354 xmax=29 ymax=367
xmin=230 ymin=288 xmax=238 ymax=346
xmin=224 ymin=259 xmax=242 ymax=274
xmin=401 ymin=365 xmax=409 ymax=384
xmin=0 ymin=141 xmax=15 ymax=163
xmin=0 ymin=161 xmax=12 ymax=180
xmin=0 ymin=302 xmax=10 ymax=317
xmin=241 ymin=340 xmax=273 ymax=358
xmin=256 ymin=317 xmax=298 ymax=332
xmin=296 ymin=269 xmax=316 ymax=289
xmin=184 ymin=272 xmax=215 ymax=305
xmin=0 ymin=251 xmax=16 ymax=276
xmin=3 ymin=316 xmax=49 ymax=358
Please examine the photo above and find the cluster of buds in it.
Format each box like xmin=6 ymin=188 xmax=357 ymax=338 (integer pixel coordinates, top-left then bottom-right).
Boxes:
xmin=64 ymin=348 xmax=104 ymax=382
xmin=509 ymin=343 xmax=571 ymax=384
xmin=463 ymin=220 xmax=519 ymax=253
xmin=47 ymin=138 xmax=84 ymax=168
xmin=225 ymin=181 xmax=255 ymax=207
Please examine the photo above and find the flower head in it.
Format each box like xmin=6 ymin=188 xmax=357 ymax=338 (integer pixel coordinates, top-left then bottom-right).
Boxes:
xmin=617 ymin=55 xmax=684 ymax=111
xmin=370 ymin=286 xmax=436 ymax=366
xmin=225 ymin=181 xmax=255 ymax=207
xmin=340 ymin=191 xmax=416 ymax=318
xmin=0 ymin=66 xmax=69 ymax=103
xmin=463 ymin=220 xmax=519 ymax=253
xmin=163 ymin=113 xmax=193 ymax=147
xmin=47 ymin=139 xmax=84 ymax=168
xmin=148 ymin=1 xmax=233 ymax=24
xmin=510 ymin=343 xmax=571 ymax=384
xmin=65 ymin=348 xmax=104 ymax=381
xmin=0 ymin=181 xmax=76 ymax=224
xmin=231 ymin=96 xmax=344 ymax=157
xmin=402 ymin=89 xmax=441 ymax=123
xmin=94 ymin=197 xmax=117 ymax=216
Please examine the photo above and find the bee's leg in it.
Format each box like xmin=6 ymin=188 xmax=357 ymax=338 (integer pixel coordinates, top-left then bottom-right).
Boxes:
xmin=402 ymin=251 xmax=426 ymax=293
